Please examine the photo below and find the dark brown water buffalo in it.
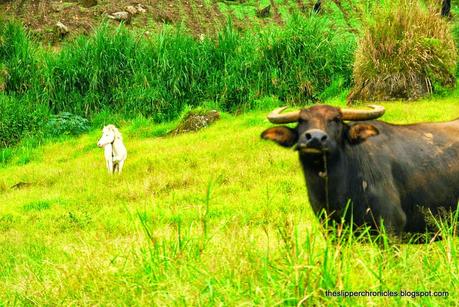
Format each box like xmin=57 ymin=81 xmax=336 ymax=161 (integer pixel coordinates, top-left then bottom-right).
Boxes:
xmin=261 ymin=104 xmax=459 ymax=236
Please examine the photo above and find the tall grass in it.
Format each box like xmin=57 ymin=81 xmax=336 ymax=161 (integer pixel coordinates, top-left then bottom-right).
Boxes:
xmin=3 ymin=3 xmax=458 ymax=147
xmin=259 ymin=14 xmax=355 ymax=102
xmin=0 ymin=21 xmax=38 ymax=94
xmin=0 ymin=15 xmax=355 ymax=147
xmin=40 ymin=16 xmax=354 ymax=118
xmin=349 ymin=0 xmax=457 ymax=102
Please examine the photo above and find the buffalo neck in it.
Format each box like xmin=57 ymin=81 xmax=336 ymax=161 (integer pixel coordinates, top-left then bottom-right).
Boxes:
xmin=299 ymin=147 xmax=350 ymax=219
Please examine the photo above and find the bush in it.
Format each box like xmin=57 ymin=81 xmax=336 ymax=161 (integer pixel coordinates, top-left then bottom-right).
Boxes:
xmin=45 ymin=112 xmax=90 ymax=137
xmin=349 ymin=0 xmax=457 ymax=102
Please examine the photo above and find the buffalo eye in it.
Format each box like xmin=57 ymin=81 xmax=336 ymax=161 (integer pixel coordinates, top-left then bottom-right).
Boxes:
xmin=328 ymin=118 xmax=339 ymax=126
xmin=298 ymin=118 xmax=308 ymax=124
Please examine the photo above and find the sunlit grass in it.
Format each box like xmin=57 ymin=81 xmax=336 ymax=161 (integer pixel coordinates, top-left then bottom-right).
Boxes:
xmin=0 ymin=98 xmax=458 ymax=304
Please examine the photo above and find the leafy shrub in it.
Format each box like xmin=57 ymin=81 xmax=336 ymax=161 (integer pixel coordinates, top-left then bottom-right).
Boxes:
xmin=45 ymin=112 xmax=90 ymax=137
xmin=349 ymin=0 xmax=457 ymax=102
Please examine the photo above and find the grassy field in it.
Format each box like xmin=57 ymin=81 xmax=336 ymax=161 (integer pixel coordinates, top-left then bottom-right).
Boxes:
xmin=1 ymin=98 xmax=459 ymax=305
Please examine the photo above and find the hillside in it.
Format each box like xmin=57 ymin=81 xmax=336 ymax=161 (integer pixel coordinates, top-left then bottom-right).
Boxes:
xmin=1 ymin=100 xmax=459 ymax=304
xmin=0 ymin=0 xmax=320 ymax=42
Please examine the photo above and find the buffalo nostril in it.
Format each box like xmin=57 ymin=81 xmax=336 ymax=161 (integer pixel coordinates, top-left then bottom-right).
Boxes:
xmin=305 ymin=133 xmax=312 ymax=140
xmin=321 ymin=135 xmax=328 ymax=142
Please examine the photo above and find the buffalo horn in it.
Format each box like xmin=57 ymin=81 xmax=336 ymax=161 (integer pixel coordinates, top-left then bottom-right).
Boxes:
xmin=340 ymin=105 xmax=385 ymax=121
xmin=267 ymin=106 xmax=301 ymax=124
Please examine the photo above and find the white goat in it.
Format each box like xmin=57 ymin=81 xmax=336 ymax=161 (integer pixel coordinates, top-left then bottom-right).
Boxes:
xmin=97 ymin=125 xmax=127 ymax=174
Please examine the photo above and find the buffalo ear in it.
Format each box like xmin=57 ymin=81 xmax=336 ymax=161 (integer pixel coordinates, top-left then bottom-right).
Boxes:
xmin=261 ymin=126 xmax=298 ymax=147
xmin=348 ymin=124 xmax=379 ymax=144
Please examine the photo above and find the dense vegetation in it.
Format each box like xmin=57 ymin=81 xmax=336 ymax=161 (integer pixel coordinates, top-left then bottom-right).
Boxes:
xmin=2 ymin=1 xmax=458 ymax=149
xmin=0 ymin=15 xmax=355 ymax=148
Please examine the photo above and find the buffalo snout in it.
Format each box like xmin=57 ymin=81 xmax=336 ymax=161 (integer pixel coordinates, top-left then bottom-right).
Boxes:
xmin=299 ymin=128 xmax=328 ymax=150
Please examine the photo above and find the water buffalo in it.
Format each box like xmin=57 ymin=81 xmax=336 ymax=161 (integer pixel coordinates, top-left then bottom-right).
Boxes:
xmin=261 ymin=105 xmax=459 ymax=236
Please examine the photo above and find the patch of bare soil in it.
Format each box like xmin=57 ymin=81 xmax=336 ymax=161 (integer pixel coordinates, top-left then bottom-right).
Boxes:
xmin=211 ymin=1 xmax=228 ymax=30
xmin=294 ymin=0 xmax=306 ymax=12
xmin=193 ymin=0 xmax=217 ymax=36
xmin=155 ymin=1 xmax=181 ymax=25
xmin=181 ymin=0 xmax=202 ymax=35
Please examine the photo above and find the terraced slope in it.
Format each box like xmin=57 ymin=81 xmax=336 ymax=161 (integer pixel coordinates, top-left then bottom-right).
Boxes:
xmin=0 ymin=0 xmax=320 ymax=42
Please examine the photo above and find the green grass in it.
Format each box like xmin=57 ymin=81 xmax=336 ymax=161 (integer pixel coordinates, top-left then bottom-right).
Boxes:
xmin=63 ymin=15 xmax=351 ymax=114
xmin=0 ymin=98 xmax=458 ymax=305
xmin=1 ymin=15 xmax=356 ymax=147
